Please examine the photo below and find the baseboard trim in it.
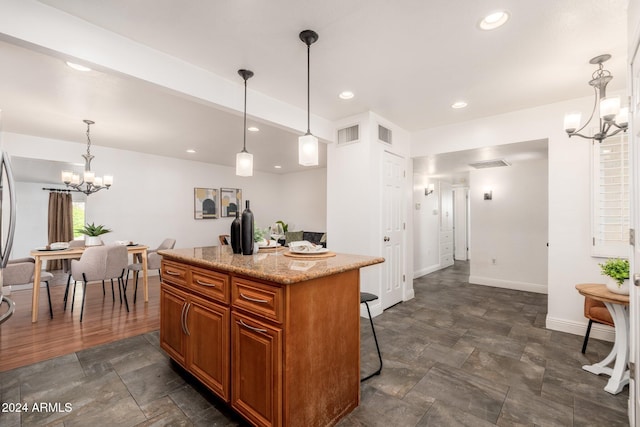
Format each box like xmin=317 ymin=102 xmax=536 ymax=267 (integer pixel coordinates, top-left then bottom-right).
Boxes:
xmin=468 ymin=276 xmax=547 ymax=294
xmin=414 ymin=264 xmax=444 ymax=279
xmin=546 ymin=315 xmax=615 ymax=342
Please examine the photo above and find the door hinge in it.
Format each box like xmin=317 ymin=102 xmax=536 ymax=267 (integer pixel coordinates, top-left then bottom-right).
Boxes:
xmin=403 ymin=222 xmax=406 ymax=230
xmin=630 ymin=228 xmax=635 ymax=246
xmin=402 ymin=274 xmax=405 ymax=282
xmin=630 ymin=361 xmax=636 ymax=379
xmin=593 ymin=237 xmax=595 ymax=246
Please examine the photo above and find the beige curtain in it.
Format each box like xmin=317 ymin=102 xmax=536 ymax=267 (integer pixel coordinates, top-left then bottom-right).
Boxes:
xmin=46 ymin=191 xmax=73 ymax=271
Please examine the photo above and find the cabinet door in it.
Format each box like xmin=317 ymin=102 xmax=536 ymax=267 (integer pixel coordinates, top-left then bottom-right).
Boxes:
xmin=160 ymin=284 xmax=188 ymax=366
xmin=187 ymin=294 xmax=230 ymax=402
xmin=231 ymin=312 xmax=282 ymax=427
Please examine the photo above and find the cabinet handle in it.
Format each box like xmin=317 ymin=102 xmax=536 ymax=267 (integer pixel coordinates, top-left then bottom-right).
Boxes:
xmin=196 ymin=279 xmax=216 ymax=287
xmin=240 ymin=293 xmax=268 ymax=304
xmin=180 ymin=303 xmax=188 ymax=335
xmin=183 ymin=303 xmax=191 ymax=336
xmin=239 ymin=319 xmax=267 ymax=333
xmin=165 ymin=270 xmax=181 ymax=276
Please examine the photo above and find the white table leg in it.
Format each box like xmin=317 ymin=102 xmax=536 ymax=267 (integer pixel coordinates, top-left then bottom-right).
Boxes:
xmin=582 ymin=302 xmax=629 ymax=394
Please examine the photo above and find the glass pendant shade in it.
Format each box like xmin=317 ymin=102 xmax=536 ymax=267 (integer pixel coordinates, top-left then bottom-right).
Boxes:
xmin=298 ymin=133 xmax=319 ymax=166
xmin=84 ymin=170 xmax=95 ymax=184
xmin=600 ymin=96 xmax=620 ymax=122
xmin=617 ymin=107 xmax=629 ymax=127
xmin=563 ymin=112 xmax=581 ymax=133
xmin=236 ymin=151 xmax=253 ymax=177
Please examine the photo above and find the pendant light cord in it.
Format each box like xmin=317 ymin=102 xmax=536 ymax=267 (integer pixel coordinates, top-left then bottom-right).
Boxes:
xmin=243 ymin=77 xmax=247 ymax=152
xmin=306 ymin=43 xmax=311 ymax=135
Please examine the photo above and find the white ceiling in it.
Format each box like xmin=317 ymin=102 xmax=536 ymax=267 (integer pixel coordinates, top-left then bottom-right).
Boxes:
xmin=0 ymin=0 xmax=628 ymax=175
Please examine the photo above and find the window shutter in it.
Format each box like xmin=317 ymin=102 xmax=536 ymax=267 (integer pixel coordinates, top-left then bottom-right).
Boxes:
xmin=592 ymin=133 xmax=629 ymax=257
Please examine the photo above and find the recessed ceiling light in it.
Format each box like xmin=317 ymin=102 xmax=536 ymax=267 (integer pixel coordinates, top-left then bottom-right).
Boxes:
xmin=274 ymin=165 xmax=282 ymax=169
xmin=479 ymin=10 xmax=509 ymax=30
xmin=339 ymin=91 xmax=354 ymax=100
xmin=66 ymin=61 xmax=92 ymax=72
xmin=248 ymin=126 xmax=260 ymax=132
xmin=451 ymin=101 xmax=468 ymax=109
xmin=186 ymin=149 xmax=196 ymax=153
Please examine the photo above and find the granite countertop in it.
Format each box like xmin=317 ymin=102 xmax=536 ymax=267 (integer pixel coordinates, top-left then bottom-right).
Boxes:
xmin=158 ymin=246 xmax=385 ymax=285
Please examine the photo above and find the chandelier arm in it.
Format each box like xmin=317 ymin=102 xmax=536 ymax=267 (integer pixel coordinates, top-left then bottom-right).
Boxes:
xmin=605 ymin=128 xmax=625 ymax=139
xmin=567 ymin=132 xmax=597 ymax=140
xmin=572 ymin=86 xmax=599 ymax=136
xmin=609 ymin=122 xmax=628 ymax=130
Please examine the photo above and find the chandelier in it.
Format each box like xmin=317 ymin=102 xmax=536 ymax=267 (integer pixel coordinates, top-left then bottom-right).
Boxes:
xmin=563 ymin=54 xmax=628 ymax=143
xmin=61 ymin=119 xmax=113 ymax=195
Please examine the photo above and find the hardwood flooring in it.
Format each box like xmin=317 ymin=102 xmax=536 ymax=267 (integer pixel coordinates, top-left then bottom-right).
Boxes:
xmin=0 ymin=271 xmax=160 ymax=372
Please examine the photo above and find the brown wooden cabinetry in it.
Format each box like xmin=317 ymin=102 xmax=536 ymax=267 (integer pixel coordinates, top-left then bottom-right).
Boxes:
xmin=160 ymin=265 xmax=230 ymax=402
xmin=160 ymin=257 xmax=364 ymax=427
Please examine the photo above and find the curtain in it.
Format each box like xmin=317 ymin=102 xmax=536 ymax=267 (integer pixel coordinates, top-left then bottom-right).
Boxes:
xmin=46 ymin=191 xmax=73 ymax=271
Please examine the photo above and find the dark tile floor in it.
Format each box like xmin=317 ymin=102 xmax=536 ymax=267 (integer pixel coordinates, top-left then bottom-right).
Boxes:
xmin=0 ymin=261 xmax=629 ymax=426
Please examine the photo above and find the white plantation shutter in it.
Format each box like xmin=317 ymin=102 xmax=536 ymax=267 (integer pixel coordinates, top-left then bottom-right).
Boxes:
xmin=592 ymin=133 xmax=629 ymax=257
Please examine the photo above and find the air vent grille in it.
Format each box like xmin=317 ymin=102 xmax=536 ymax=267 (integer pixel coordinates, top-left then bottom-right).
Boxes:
xmin=468 ymin=159 xmax=511 ymax=169
xmin=378 ymin=125 xmax=392 ymax=144
xmin=337 ymin=124 xmax=359 ymax=145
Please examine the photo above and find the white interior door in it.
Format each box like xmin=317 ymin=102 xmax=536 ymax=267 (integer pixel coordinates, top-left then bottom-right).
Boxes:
xmin=381 ymin=151 xmax=404 ymax=309
xmin=629 ymin=34 xmax=640 ymax=427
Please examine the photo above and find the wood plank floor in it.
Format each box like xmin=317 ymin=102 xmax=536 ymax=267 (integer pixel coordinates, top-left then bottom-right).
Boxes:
xmin=0 ymin=272 xmax=160 ymax=372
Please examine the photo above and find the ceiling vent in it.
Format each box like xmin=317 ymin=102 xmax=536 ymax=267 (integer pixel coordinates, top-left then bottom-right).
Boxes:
xmin=337 ymin=124 xmax=359 ymax=145
xmin=468 ymin=159 xmax=511 ymax=169
xmin=378 ymin=124 xmax=392 ymax=144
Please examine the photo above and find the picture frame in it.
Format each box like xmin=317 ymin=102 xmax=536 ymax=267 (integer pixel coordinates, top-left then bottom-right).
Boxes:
xmin=194 ymin=187 xmax=218 ymax=219
xmin=220 ymin=188 xmax=242 ymax=217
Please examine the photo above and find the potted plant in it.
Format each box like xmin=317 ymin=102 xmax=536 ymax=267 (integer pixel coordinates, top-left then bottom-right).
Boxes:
xmin=598 ymin=258 xmax=630 ymax=295
xmin=77 ymin=222 xmax=112 ymax=246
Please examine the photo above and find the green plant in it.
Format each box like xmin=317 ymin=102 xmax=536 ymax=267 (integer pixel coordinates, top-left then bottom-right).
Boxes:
xmin=599 ymin=258 xmax=629 ymax=286
xmin=76 ymin=222 xmax=112 ymax=237
xmin=254 ymin=226 xmax=266 ymax=243
xmin=276 ymin=220 xmax=288 ymax=233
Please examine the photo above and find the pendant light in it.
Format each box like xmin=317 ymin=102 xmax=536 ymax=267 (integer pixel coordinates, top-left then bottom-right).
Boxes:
xmin=299 ymin=30 xmax=319 ymax=166
xmin=236 ymin=69 xmax=254 ymax=176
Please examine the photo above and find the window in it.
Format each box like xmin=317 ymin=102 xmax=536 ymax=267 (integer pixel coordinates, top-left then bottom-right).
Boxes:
xmin=72 ymin=201 xmax=86 ymax=239
xmin=592 ymin=133 xmax=629 ymax=257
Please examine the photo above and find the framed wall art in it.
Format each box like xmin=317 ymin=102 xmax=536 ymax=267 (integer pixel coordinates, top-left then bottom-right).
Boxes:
xmin=220 ymin=188 xmax=242 ymax=217
xmin=194 ymin=187 xmax=218 ymax=219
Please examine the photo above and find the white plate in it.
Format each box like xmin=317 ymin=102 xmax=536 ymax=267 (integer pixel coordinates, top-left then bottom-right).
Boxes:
xmin=289 ymin=247 xmax=329 ymax=254
xmin=259 ymin=240 xmax=281 ymax=248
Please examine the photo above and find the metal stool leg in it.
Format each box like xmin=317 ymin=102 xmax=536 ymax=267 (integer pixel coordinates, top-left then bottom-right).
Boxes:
xmin=361 ymin=299 xmax=383 ymax=382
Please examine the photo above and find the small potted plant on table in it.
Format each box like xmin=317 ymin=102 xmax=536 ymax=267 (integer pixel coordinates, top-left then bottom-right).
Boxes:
xmin=77 ymin=222 xmax=112 ymax=246
xmin=599 ymin=258 xmax=630 ymax=295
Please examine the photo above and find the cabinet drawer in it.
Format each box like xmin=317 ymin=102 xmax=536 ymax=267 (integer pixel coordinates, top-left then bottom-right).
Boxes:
xmin=161 ymin=260 xmax=188 ymax=286
xmin=191 ymin=267 xmax=230 ymax=304
xmin=232 ymin=277 xmax=283 ymax=323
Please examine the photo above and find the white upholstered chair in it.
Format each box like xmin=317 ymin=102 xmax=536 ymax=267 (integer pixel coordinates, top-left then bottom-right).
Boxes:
xmin=126 ymin=238 xmax=176 ymax=303
xmin=4 ymin=258 xmax=54 ymax=319
xmin=70 ymin=244 xmax=128 ymax=322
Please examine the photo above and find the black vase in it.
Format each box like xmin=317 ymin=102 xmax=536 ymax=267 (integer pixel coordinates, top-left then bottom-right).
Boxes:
xmin=230 ymin=211 xmax=241 ymax=254
xmin=241 ymin=200 xmax=254 ymax=255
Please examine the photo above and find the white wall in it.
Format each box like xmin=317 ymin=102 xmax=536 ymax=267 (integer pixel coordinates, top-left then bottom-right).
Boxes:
xmin=276 ymin=168 xmax=326 ymax=232
xmin=411 ymin=93 xmax=624 ymax=340
xmin=412 ymin=177 xmax=440 ymax=277
xmin=328 ymin=111 xmax=413 ymax=317
xmin=3 ymin=132 xmax=326 ymax=259
xmin=468 ymin=159 xmax=548 ymax=294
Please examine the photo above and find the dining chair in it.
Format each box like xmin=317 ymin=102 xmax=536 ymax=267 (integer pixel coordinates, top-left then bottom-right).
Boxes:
xmin=63 ymin=239 xmax=86 ymax=309
xmin=581 ymin=296 xmax=614 ymax=353
xmin=219 ymin=235 xmax=230 ymax=245
xmin=70 ymin=244 xmax=128 ymax=322
xmin=126 ymin=238 xmax=176 ymax=303
xmin=4 ymin=258 xmax=55 ymax=319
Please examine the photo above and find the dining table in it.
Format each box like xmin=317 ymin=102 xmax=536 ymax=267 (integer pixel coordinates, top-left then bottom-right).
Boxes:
xmin=29 ymin=244 xmax=149 ymax=322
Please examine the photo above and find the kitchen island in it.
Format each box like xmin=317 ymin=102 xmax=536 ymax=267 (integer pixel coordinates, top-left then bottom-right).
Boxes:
xmin=157 ymin=246 xmax=384 ymax=427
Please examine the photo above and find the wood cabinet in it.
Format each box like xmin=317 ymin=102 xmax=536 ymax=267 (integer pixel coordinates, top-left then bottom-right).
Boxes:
xmin=159 ymin=257 xmax=362 ymax=427
xmin=160 ymin=261 xmax=230 ymax=402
